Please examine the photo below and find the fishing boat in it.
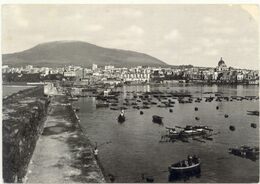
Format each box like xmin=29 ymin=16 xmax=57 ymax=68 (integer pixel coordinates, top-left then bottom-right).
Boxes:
xmin=229 ymin=145 xmax=259 ymax=161
xmin=181 ymin=129 xmax=204 ymax=136
xmin=152 ymin=115 xmax=163 ymax=124
xmin=247 ymin=111 xmax=259 ymax=116
xmin=175 ymin=125 xmax=211 ymax=137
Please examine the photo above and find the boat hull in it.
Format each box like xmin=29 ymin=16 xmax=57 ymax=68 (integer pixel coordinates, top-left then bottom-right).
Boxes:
xmin=169 ymin=162 xmax=201 ymax=174
xmin=118 ymin=115 xmax=125 ymax=123
xmin=169 ymin=162 xmax=201 ymax=181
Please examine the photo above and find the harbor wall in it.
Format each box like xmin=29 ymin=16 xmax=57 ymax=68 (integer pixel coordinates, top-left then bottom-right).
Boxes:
xmin=2 ymin=86 xmax=50 ymax=182
xmin=25 ymin=95 xmax=105 ymax=183
xmin=63 ymin=99 xmax=106 ymax=182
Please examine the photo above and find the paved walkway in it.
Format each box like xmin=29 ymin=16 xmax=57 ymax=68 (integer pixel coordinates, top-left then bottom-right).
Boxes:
xmin=25 ymin=95 xmax=105 ymax=183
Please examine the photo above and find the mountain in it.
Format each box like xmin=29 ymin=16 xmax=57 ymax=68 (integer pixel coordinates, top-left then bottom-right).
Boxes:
xmin=2 ymin=41 xmax=167 ymax=67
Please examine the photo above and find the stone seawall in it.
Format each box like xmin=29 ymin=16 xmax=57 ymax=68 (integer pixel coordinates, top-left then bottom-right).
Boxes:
xmin=25 ymin=95 xmax=105 ymax=183
xmin=2 ymin=86 xmax=50 ymax=182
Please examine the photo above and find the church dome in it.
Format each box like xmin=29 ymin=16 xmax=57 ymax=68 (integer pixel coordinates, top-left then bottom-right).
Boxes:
xmin=218 ymin=57 xmax=225 ymax=66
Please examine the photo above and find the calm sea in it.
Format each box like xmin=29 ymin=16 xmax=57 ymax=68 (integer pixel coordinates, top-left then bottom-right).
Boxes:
xmin=67 ymin=84 xmax=259 ymax=182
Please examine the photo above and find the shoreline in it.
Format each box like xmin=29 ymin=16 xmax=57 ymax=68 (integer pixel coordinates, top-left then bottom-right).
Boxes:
xmin=69 ymin=101 xmax=107 ymax=182
xmin=3 ymin=80 xmax=259 ymax=87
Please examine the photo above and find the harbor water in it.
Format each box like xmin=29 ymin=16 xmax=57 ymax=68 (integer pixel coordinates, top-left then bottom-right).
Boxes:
xmin=69 ymin=84 xmax=259 ymax=182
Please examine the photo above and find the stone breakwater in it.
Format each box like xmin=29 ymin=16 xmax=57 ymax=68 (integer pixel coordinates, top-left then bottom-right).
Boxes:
xmin=2 ymin=86 xmax=50 ymax=182
xmin=25 ymin=95 xmax=105 ymax=183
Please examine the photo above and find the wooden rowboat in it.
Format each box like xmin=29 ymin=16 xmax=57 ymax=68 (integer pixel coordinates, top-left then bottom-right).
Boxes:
xmin=168 ymin=157 xmax=201 ymax=181
xmin=169 ymin=161 xmax=201 ymax=174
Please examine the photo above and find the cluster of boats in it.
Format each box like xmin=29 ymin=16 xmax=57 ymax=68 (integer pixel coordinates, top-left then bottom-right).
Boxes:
xmin=66 ymin=89 xmax=259 ymax=182
xmin=91 ymin=90 xmax=260 ymax=121
xmin=161 ymin=125 xmax=214 ymax=143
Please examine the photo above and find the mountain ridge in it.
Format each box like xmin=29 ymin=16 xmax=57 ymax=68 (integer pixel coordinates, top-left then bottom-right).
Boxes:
xmin=2 ymin=40 xmax=168 ymax=67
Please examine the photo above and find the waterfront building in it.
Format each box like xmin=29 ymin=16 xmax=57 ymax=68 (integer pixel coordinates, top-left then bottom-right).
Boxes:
xmin=236 ymin=72 xmax=244 ymax=81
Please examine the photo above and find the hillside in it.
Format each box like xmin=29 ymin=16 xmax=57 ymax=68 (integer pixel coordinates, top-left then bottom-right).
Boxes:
xmin=2 ymin=41 xmax=167 ymax=67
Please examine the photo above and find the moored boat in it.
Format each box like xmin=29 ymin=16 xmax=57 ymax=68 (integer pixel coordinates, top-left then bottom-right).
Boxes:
xmin=229 ymin=145 xmax=259 ymax=161
xmin=174 ymin=125 xmax=211 ymax=137
xmin=110 ymin=107 xmax=120 ymax=110
xmin=247 ymin=110 xmax=259 ymax=116
xmin=68 ymin=96 xmax=79 ymax=101
xmin=118 ymin=111 xmax=126 ymax=123
xmin=96 ymin=103 xmax=109 ymax=108
xmin=152 ymin=115 xmax=163 ymax=124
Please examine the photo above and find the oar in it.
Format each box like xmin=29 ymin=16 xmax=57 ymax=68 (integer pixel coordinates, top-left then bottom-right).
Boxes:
xmin=203 ymin=127 xmax=213 ymax=131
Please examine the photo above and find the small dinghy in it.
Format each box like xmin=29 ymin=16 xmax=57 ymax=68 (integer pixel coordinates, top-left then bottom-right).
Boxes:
xmin=168 ymin=155 xmax=201 ymax=181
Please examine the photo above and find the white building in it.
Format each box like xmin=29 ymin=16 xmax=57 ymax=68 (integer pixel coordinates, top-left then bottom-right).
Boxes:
xmin=64 ymin=71 xmax=76 ymax=77
xmin=92 ymin=64 xmax=98 ymax=71
xmin=237 ymin=73 xmax=244 ymax=81
xmin=105 ymin=65 xmax=114 ymax=70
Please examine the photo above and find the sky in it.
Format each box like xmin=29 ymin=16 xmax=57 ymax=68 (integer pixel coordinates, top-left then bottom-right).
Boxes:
xmin=2 ymin=4 xmax=259 ymax=69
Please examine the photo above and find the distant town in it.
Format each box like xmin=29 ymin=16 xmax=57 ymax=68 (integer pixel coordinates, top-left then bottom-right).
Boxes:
xmin=2 ymin=57 xmax=259 ymax=85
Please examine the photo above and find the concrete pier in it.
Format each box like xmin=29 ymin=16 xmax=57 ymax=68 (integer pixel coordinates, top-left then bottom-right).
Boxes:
xmin=25 ymin=95 xmax=105 ymax=183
